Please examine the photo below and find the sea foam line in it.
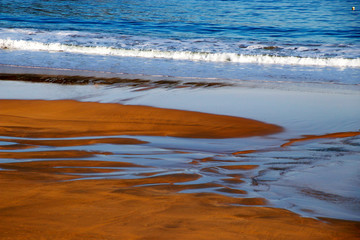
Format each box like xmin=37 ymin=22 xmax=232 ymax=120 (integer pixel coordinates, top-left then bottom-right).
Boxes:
xmin=1 ymin=39 xmax=359 ymax=68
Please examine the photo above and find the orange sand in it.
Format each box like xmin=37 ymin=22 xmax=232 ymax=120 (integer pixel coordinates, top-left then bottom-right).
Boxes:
xmin=0 ymin=167 xmax=359 ymax=240
xmin=282 ymin=131 xmax=360 ymax=147
xmin=1 ymin=99 xmax=359 ymax=239
xmin=0 ymin=99 xmax=282 ymax=139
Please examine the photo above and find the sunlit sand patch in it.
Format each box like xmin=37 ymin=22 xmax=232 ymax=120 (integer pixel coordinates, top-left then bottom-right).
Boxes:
xmin=221 ymin=177 xmax=245 ymax=184
xmin=0 ymin=99 xmax=283 ymax=139
xmin=232 ymin=149 xmax=257 ymax=155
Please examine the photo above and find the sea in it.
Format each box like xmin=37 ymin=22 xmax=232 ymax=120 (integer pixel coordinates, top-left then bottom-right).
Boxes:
xmin=0 ymin=0 xmax=360 ymax=222
xmin=0 ymin=0 xmax=359 ymax=84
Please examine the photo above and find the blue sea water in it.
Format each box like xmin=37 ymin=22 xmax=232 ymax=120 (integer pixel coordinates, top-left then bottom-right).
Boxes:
xmin=0 ymin=0 xmax=359 ymax=84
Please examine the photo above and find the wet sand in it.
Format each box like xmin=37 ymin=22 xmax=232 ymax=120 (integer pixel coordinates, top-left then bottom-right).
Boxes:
xmin=1 ymin=97 xmax=359 ymax=239
xmin=0 ymin=99 xmax=282 ymax=138
xmin=0 ymin=72 xmax=232 ymax=88
xmin=1 ymin=166 xmax=359 ymax=240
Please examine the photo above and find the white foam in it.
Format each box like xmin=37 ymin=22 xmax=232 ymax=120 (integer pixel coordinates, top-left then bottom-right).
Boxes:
xmin=1 ymin=39 xmax=360 ymax=68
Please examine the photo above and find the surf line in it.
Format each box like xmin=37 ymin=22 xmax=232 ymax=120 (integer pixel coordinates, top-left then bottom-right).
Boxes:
xmin=1 ymin=39 xmax=360 ymax=68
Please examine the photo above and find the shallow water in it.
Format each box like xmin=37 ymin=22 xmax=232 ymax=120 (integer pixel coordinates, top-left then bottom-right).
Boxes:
xmin=0 ymin=75 xmax=359 ymax=221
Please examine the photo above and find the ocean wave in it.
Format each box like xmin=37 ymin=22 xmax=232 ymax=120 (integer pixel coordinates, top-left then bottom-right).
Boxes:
xmin=1 ymin=39 xmax=359 ymax=68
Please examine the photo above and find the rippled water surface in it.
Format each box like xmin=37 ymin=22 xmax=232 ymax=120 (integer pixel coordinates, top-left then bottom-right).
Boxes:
xmin=0 ymin=0 xmax=360 ymax=81
xmin=1 ymin=0 xmax=359 ymax=43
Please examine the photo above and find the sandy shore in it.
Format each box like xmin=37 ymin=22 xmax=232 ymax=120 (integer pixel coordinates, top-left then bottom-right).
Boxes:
xmin=1 ymin=167 xmax=359 ymax=240
xmin=1 ymin=97 xmax=359 ymax=239
xmin=0 ymin=99 xmax=282 ymax=138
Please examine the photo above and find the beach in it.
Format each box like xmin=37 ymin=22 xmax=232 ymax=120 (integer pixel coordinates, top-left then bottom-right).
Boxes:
xmin=0 ymin=66 xmax=360 ymax=239
xmin=1 ymin=167 xmax=359 ymax=240
xmin=1 ymin=0 xmax=360 ymax=238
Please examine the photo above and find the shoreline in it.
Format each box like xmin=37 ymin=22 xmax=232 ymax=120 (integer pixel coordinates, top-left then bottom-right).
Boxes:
xmin=1 ymin=64 xmax=360 ymax=94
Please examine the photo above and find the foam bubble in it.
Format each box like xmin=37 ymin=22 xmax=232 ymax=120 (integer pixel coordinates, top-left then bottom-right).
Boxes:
xmin=1 ymin=39 xmax=359 ymax=68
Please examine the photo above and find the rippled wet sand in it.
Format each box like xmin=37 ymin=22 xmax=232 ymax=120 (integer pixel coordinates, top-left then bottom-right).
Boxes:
xmin=1 ymin=75 xmax=360 ymax=239
xmin=1 ymin=169 xmax=359 ymax=240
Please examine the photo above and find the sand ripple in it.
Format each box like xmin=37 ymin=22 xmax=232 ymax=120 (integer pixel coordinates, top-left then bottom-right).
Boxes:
xmin=0 ymin=99 xmax=359 ymax=239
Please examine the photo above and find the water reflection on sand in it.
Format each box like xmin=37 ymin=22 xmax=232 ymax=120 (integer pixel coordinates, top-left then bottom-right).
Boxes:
xmin=0 ymin=75 xmax=359 ymax=222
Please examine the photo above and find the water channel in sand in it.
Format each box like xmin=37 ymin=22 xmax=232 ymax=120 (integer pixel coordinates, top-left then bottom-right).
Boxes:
xmin=0 ymin=70 xmax=359 ymax=239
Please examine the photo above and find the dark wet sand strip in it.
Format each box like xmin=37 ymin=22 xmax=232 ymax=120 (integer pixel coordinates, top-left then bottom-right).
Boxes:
xmin=0 ymin=73 xmax=231 ymax=88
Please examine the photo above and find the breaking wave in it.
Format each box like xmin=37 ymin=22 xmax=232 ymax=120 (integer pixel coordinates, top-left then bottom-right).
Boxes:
xmin=1 ymin=39 xmax=359 ymax=68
